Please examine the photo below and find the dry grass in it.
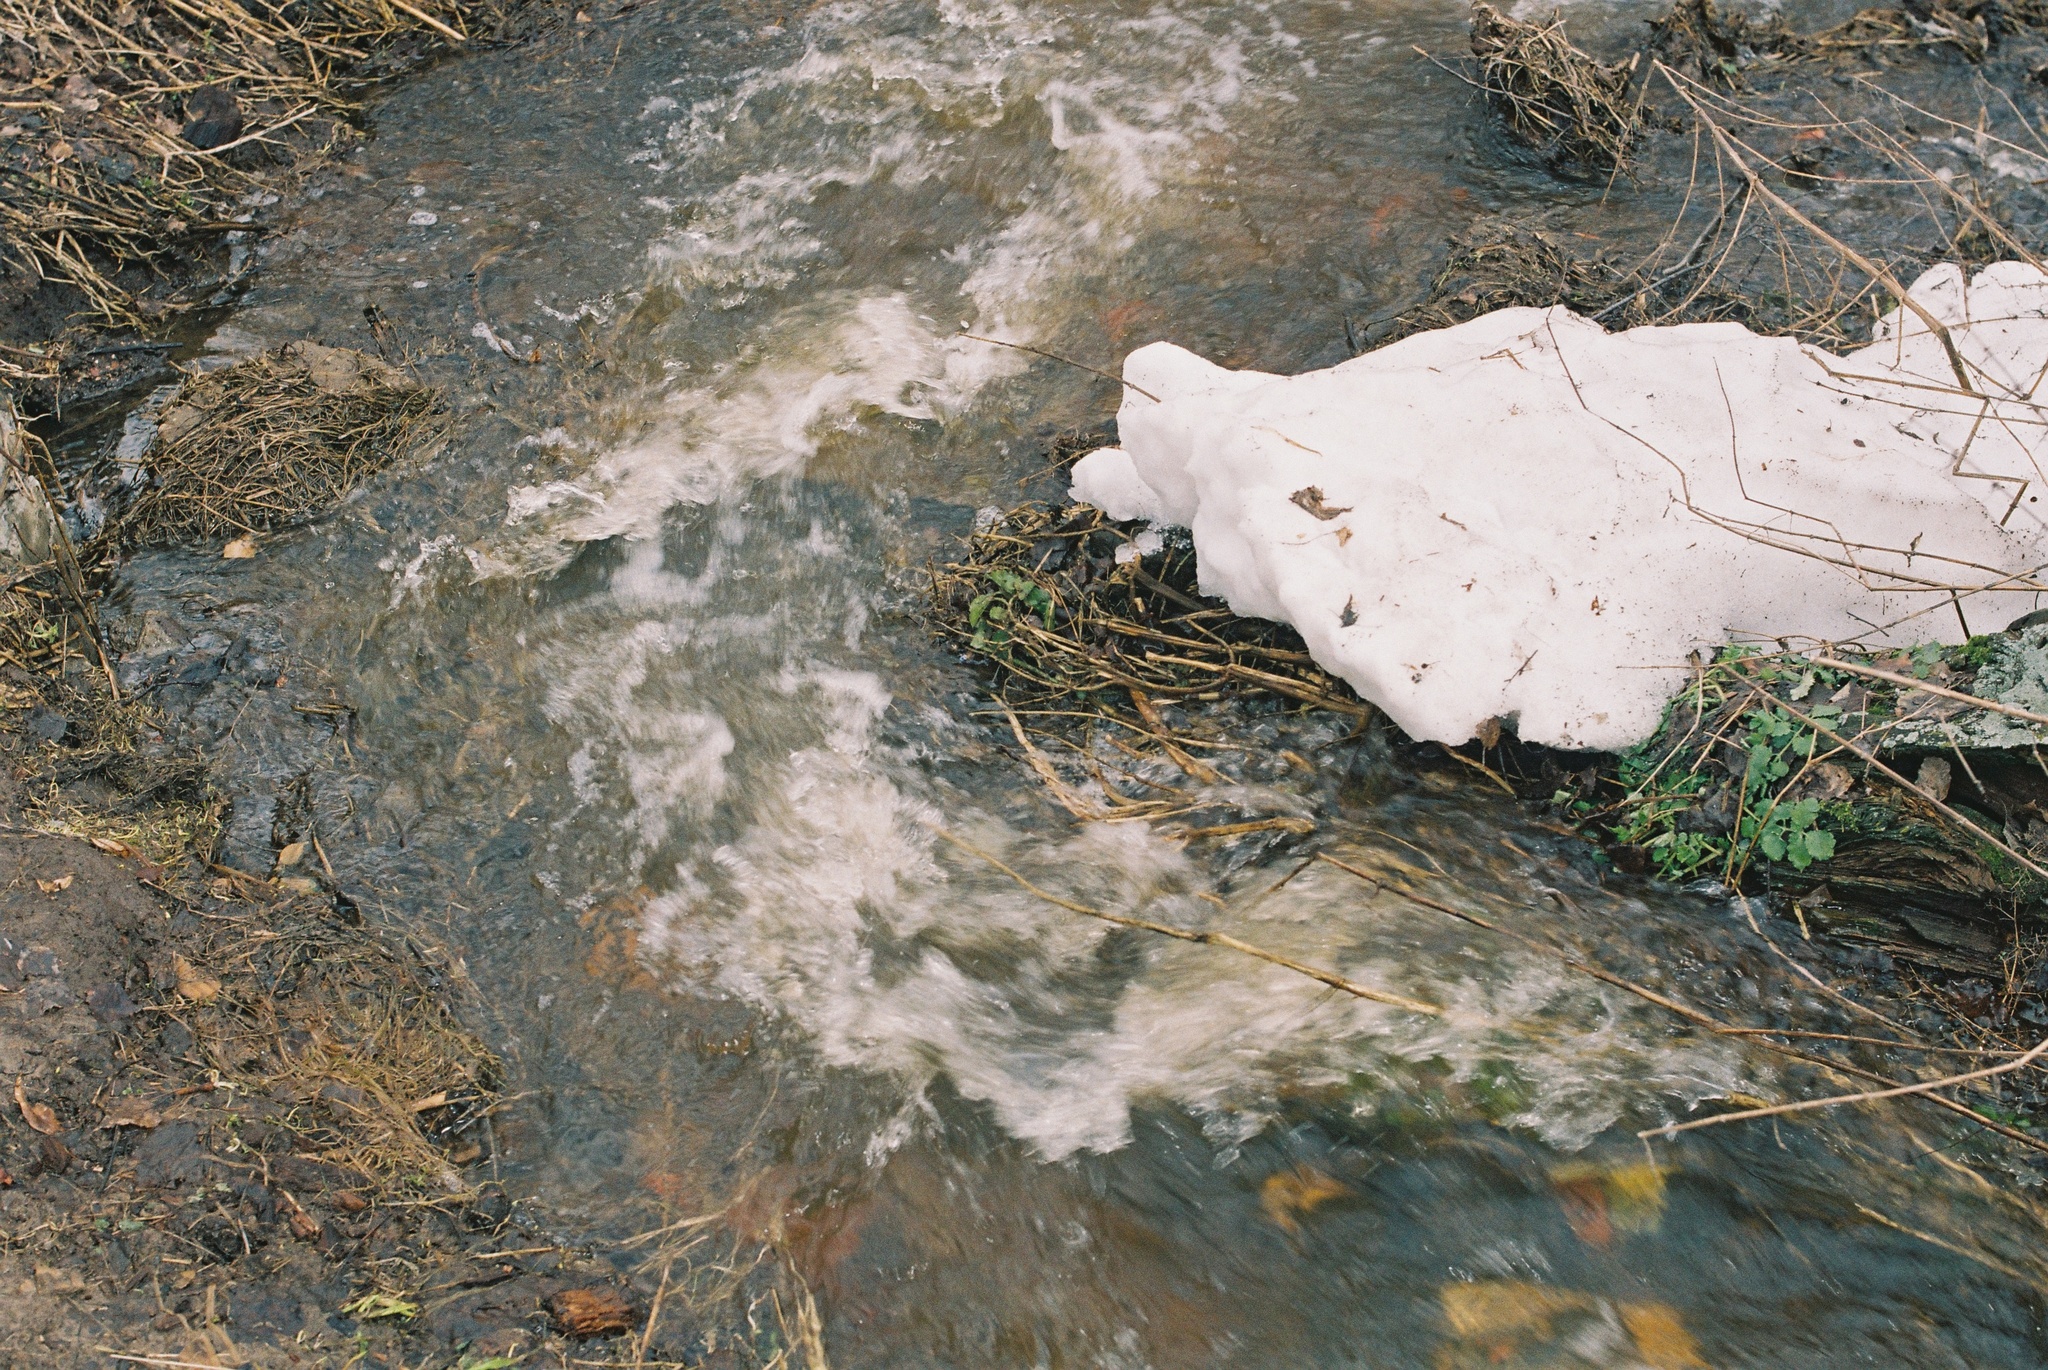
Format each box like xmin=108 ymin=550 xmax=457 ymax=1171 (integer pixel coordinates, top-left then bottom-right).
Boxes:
xmin=1468 ymin=2 xmax=1644 ymax=174
xmin=164 ymin=883 xmax=500 ymax=1191
xmin=0 ymin=0 xmax=526 ymax=323
xmin=928 ymin=501 xmax=1370 ymax=729
xmin=113 ymin=341 xmax=441 ymax=546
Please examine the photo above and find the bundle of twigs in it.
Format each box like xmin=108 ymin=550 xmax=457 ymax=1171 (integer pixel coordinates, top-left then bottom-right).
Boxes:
xmin=1469 ymin=2 xmax=1644 ymax=173
xmin=114 ymin=343 xmax=439 ymax=546
xmin=928 ymin=501 xmax=1371 ymax=729
xmin=0 ymin=0 xmax=511 ymax=320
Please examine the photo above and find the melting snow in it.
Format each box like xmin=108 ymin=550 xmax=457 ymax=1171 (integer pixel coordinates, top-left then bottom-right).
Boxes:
xmin=1072 ymin=261 xmax=2048 ymax=749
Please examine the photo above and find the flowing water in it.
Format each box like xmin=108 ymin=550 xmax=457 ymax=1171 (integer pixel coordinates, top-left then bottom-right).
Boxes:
xmin=76 ymin=0 xmax=2048 ymax=1361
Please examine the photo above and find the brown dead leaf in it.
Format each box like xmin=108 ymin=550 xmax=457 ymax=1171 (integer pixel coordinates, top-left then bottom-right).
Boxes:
xmin=14 ymin=1080 xmax=59 ymax=1135
xmin=1260 ymin=1164 xmax=1349 ymax=1233
xmin=408 ymin=1090 xmax=449 ymax=1113
xmin=274 ymin=841 xmax=307 ymax=870
xmin=222 ymin=536 xmax=258 ymax=559
xmin=548 ymin=1288 xmax=635 ymax=1338
xmin=1553 ymin=1174 xmax=1612 ymax=1248
xmin=170 ymin=953 xmax=220 ymax=1003
xmin=1551 ymin=1161 xmax=1667 ymax=1244
xmin=1289 ymin=486 xmax=1352 ymax=521
xmin=1619 ymin=1302 xmax=1706 ymax=1368
xmin=98 ymin=1097 xmax=162 ymax=1130
xmin=277 ymin=875 xmax=322 ymax=895
xmin=48 ymin=139 xmax=73 ymax=163
xmin=34 ymin=874 xmax=73 ymax=894
xmin=1474 ymin=716 xmax=1503 ymax=749
xmin=89 ymin=836 xmax=139 ymax=857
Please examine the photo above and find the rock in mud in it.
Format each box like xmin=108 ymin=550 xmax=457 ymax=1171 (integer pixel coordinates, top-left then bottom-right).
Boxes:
xmin=180 ymin=86 xmax=243 ymax=150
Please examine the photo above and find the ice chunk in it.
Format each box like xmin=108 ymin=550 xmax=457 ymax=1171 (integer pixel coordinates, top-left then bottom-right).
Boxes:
xmin=1068 ymin=446 xmax=1168 ymax=523
xmin=1076 ymin=261 xmax=2048 ymax=750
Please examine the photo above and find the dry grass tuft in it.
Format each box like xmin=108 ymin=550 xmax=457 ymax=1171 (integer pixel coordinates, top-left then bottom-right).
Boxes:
xmin=928 ymin=501 xmax=1370 ymax=732
xmin=1469 ymin=2 xmax=1643 ymax=173
xmin=114 ymin=342 xmax=441 ymax=546
xmin=165 ymin=885 xmax=500 ymax=1191
xmin=0 ymin=0 xmax=530 ymax=322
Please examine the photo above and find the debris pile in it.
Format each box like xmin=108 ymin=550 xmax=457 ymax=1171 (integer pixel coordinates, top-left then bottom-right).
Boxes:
xmin=1469 ymin=3 xmax=1644 ymax=173
xmin=113 ymin=342 xmax=440 ymax=548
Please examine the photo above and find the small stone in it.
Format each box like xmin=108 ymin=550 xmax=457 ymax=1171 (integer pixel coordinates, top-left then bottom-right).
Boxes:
xmin=181 ymin=87 xmax=243 ymax=150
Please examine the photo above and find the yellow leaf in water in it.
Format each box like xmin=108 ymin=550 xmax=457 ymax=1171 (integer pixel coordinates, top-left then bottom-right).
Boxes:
xmin=1603 ymin=1161 xmax=1668 ymax=1236
xmin=1619 ymin=1302 xmax=1706 ymax=1368
xmin=1440 ymin=1281 xmax=1594 ymax=1341
xmin=1260 ymin=1164 xmax=1349 ymax=1233
xmin=274 ymin=841 xmax=306 ymax=870
xmin=222 ymin=536 xmax=257 ymax=559
xmin=35 ymin=874 xmax=73 ymax=894
xmin=171 ymin=953 xmax=220 ymax=1003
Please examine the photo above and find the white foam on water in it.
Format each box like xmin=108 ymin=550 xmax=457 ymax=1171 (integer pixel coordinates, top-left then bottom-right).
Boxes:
xmin=502 ymin=0 xmax=1287 ymax=550
xmin=511 ymin=0 xmax=1750 ymax=1161
xmin=629 ymin=672 xmax=1747 ymax=1160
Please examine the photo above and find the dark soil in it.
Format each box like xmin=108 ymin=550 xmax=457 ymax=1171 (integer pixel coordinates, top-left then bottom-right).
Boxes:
xmin=0 ymin=813 xmax=666 ymax=1367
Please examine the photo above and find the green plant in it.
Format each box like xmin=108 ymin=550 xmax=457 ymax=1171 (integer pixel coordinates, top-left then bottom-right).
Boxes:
xmin=1608 ymin=656 xmax=1841 ymax=883
xmin=342 ymin=1292 xmax=420 ymax=1321
xmin=968 ymin=566 xmax=1054 ymax=656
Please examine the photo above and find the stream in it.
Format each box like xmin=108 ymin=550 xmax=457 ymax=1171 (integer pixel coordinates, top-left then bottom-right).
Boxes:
xmin=64 ymin=0 xmax=2048 ymax=1361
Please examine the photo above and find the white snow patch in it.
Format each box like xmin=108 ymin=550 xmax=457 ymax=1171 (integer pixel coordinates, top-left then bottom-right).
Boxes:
xmin=1072 ymin=261 xmax=2048 ymax=750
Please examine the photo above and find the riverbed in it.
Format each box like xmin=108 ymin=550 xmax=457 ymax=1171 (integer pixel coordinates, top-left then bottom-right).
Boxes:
xmin=63 ymin=0 xmax=2048 ymax=1361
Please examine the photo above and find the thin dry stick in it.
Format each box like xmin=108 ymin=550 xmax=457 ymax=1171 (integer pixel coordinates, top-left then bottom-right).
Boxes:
xmin=1655 ymin=61 xmax=1975 ymax=392
xmin=957 ymin=333 xmax=1161 ymax=403
xmin=1761 ymin=935 xmax=1922 ymax=1036
xmin=936 ymin=828 xmax=1441 ymax=1014
xmin=1813 ymin=655 xmax=2048 ymax=729
xmin=635 ymin=1260 xmax=673 ymax=1369
xmin=1852 ymin=1203 xmax=2034 ymax=1284
xmin=1640 ymin=1034 xmax=2048 ymax=1139
xmin=1316 ymin=854 xmax=1719 ymax=1026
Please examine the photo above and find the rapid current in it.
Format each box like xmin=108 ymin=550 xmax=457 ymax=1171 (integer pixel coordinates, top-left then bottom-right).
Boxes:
xmin=70 ymin=0 xmax=2048 ymax=1360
